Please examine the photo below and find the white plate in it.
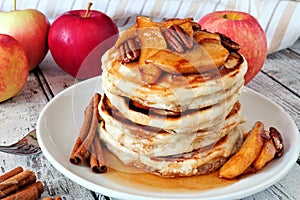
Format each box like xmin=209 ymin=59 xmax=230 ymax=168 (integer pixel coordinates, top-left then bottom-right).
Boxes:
xmin=37 ymin=76 xmax=300 ymax=200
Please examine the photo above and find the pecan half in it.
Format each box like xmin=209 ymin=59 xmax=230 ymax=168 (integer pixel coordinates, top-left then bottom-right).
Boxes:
xmin=118 ymin=37 xmax=140 ymax=64
xmin=191 ymin=22 xmax=201 ymax=31
xmin=218 ymin=32 xmax=240 ymax=52
xmin=162 ymin=24 xmax=194 ymax=53
xmin=269 ymin=127 xmax=284 ymax=158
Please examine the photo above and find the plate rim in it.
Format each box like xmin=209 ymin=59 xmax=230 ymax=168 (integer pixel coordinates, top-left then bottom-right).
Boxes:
xmin=36 ymin=76 xmax=300 ymax=200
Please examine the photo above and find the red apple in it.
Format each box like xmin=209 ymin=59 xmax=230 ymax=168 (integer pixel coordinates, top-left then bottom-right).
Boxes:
xmin=48 ymin=3 xmax=119 ymax=79
xmin=198 ymin=11 xmax=267 ymax=84
xmin=0 ymin=0 xmax=50 ymax=70
xmin=0 ymin=34 xmax=29 ymax=102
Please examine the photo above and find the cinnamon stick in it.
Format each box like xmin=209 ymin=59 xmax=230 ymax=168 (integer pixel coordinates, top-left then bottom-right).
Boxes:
xmin=90 ymin=134 xmax=107 ymax=173
xmin=0 ymin=171 xmax=36 ymax=198
xmin=70 ymin=97 xmax=94 ymax=164
xmin=89 ymin=145 xmax=98 ymax=172
xmin=0 ymin=169 xmax=36 ymax=198
xmin=2 ymin=181 xmax=44 ymax=200
xmin=94 ymin=93 xmax=102 ymax=122
xmin=73 ymin=94 xmax=102 ymax=165
xmin=69 ymin=93 xmax=108 ymax=174
xmin=0 ymin=166 xmax=23 ymax=183
xmin=89 ymin=93 xmax=107 ymax=173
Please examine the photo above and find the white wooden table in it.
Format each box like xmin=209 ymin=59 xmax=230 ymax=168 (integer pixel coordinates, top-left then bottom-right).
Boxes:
xmin=0 ymin=37 xmax=300 ymax=199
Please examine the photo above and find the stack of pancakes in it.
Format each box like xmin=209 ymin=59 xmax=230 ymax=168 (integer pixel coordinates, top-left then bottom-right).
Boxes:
xmin=98 ymin=17 xmax=248 ymax=177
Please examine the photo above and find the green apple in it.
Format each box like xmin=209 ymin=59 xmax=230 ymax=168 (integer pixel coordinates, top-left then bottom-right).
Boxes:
xmin=0 ymin=34 xmax=29 ymax=102
xmin=0 ymin=0 xmax=50 ymax=70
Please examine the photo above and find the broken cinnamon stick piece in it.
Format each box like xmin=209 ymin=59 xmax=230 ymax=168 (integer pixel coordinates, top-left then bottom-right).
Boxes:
xmin=90 ymin=134 xmax=107 ymax=173
xmin=2 ymin=181 xmax=44 ymax=200
xmin=0 ymin=169 xmax=36 ymax=192
xmin=0 ymin=166 xmax=23 ymax=182
xmin=70 ymin=97 xmax=94 ymax=165
xmin=0 ymin=170 xmax=36 ymax=198
xmin=73 ymin=94 xmax=100 ymax=164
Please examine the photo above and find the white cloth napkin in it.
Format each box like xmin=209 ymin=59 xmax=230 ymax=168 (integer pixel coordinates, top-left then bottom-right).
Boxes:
xmin=1 ymin=0 xmax=300 ymax=53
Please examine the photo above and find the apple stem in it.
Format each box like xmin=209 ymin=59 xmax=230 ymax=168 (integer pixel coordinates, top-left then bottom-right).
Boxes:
xmin=13 ymin=0 xmax=17 ymax=11
xmin=223 ymin=14 xmax=228 ymax=19
xmin=84 ymin=2 xmax=93 ymax=18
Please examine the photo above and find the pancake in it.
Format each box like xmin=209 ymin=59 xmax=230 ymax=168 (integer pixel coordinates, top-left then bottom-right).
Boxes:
xmin=99 ymin=97 xmax=243 ymax=156
xmin=101 ymin=89 xmax=241 ymax=133
xmin=100 ymin=123 xmax=244 ymax=177
xmin=101 ymin=49 xmax=247 ymax=112
xmin=98 ymin=16 xmax=248 ymax=177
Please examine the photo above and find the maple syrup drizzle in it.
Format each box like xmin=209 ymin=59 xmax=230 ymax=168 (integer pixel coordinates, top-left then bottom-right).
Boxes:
xmin=102 ymin=146 xmax=238 ymax=193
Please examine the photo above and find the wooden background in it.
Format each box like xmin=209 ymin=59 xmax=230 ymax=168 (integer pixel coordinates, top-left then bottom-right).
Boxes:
xmin=0 ymin=39 xmax=299 ymax=199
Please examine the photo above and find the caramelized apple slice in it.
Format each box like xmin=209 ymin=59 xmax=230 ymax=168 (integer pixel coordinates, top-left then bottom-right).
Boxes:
xmin=178 ymin=21 xmax=194 ymax=38
xmin=201 ymin=40 xmax=230 ymax=69
xmin=224 ymin=52 xmax=243 ymax=69
xmin=194 ymin=30 xmax=221 ymax=43
xmin=252 ymin=133 xmax=276 ymax=171
xmin=161 ymin=18 xmax=193 ymax=28
xmin=219 ymin=121 xmax=265 ymax=179
xmin=116 ymin=16 xmax=160 ymax=50
xmin=161 ymin=19 xmax=195 ymax=38
xmin=136 ymin=16 xmax=160 ymax=28
xmin=115 ymin=25 xmax=136 ymax=48
xmin=139 ymin=64 xmax=161 ymax=84
xmin=146 ymin=41 xmax=229 ymax=74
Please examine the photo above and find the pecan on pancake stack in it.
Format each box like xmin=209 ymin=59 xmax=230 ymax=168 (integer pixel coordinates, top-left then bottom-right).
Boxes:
xmin=98 ymin=16 xmax=248 ymax=177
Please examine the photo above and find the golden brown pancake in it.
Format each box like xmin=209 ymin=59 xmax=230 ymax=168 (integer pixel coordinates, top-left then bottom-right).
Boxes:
xmin=101 ymin=48 xmax=247 ymax=112
xmin=101 ymin=90 xmax=242 ymax=133
xmin=98 ymin=17 xmax=248 ymax=177
xmin=100 ymin=123 xmax=243 ymax=177
xmin=99 ymin=96 xmax=243 ymax=157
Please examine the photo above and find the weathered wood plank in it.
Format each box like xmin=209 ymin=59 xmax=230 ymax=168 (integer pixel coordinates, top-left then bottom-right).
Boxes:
xmin=289 ymin=38 xmax=300 ymax=54
xmin=38 ymin=52 xmax=77 ymax=96
xmin=0 ymin=59 xmax=105 ymax=199
xmin=1 ymin=36 xmax=299 ymax=200
xmin=247 ymin=72 xmax=300 ymax=129
xmin=0 ymin=72 xmax=47 ymax=145
xmin=0 ymin=153 xmax=97 ymax=199
xmin=262 ymin=48 xmax=300 ymax=96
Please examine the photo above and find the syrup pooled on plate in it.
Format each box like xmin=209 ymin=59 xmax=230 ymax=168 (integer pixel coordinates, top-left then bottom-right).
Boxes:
xmin=103 ymin=146 xmax=237 ymax=193
xmin=107 ymin=169 xmax=237 ymax=193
